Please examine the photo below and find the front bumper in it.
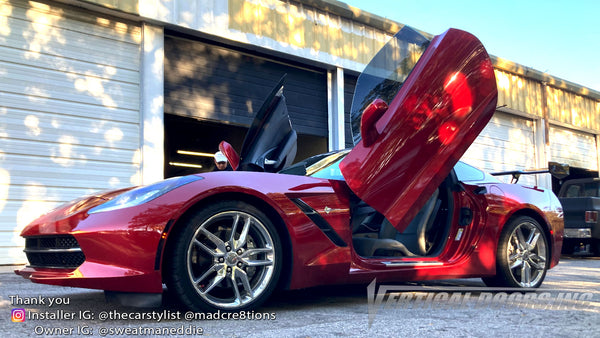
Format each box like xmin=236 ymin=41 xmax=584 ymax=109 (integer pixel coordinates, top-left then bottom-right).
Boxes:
xmin=16 ymin=263 xmax=163 ymax=293
xmin=15 ymin=194 xmax=181 ymax=293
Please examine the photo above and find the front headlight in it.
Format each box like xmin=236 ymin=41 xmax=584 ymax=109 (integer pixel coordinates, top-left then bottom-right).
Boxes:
xmin=88 ymin=175 xmax=203 ymax=214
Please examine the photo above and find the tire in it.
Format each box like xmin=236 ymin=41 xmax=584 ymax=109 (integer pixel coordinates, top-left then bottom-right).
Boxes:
xmin=482 ymin=216 xmax=549 ymax=288
xmin=593 ymin=239 xmax=600 ymax=256
xmin=165 ymin=200 xmax=282 ymax=312
xmin=560 ymin=239 xmax=576 ymax=255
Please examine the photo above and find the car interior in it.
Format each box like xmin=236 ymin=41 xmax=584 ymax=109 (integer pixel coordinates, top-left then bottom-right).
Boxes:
xmin=350 ymin=176 xmax=455 ymax=258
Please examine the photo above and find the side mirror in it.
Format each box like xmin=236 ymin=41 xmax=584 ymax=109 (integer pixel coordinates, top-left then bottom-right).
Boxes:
xmin=360 ymin=98 xmax=388 ymax=147
xmin=548 ymin=161 xmax=569 ymax=180
xmin=219 ymin=141 xmax=240 ymax=171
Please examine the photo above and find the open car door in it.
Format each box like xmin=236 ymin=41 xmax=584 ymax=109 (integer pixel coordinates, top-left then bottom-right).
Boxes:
xmin=340 ymin=27 xmax=498 ymax=232
xmin=220 ymin=75 xmax=297 ymax=172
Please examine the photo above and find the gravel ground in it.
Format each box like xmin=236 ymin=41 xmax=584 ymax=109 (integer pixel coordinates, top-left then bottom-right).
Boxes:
xmin=1 ymin=256 xmax=599 ymax=337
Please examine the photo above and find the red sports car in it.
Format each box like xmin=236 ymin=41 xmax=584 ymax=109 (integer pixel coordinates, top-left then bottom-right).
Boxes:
xmin=16 ymin=26 xmax=563 ymax=312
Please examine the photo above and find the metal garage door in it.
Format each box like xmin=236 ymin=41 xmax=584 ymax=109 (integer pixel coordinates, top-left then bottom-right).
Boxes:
xmin=0 ymin=0 xmax=141 ymax=264
xmin=462 ymin=112 xmax=537 ymax=185
xmin=164 ymin=34 xmax=328 ymax=136
xmin=550 ymin=125 xmax=598 ymax=171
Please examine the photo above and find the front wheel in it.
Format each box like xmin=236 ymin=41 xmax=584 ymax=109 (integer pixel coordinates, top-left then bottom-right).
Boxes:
xmin=482 ymin=216 xmax=549 ymax=288
xmin=165 ymin=201 xmax=282 ymax=312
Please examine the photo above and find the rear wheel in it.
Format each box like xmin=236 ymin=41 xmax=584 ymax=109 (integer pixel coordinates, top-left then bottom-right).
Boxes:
xmin=482 ymin=216 xmax=549 ymax=288
xmin=165 ymin=201 xmax=282 ymax=311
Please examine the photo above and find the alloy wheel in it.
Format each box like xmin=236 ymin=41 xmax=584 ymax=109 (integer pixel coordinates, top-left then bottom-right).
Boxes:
xmin=505 ymin=220 xmax=547 ymax=287
xmin=186 ymin=210 xmax=276 ymax=308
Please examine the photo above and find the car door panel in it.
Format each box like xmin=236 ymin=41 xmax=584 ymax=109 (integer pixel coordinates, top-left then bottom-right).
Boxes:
xmin=340 ymin=28 xmax=498 ymax=232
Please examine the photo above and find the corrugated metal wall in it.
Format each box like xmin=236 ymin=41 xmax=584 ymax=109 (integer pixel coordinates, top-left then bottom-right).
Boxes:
xmin=494 ymin=66 xmax=600 ymax=172
xmin=494 ymin=68 xmax=600 ymax=135
xmin=495 ymin=69 xmax=543 ymax=117
xmin=227 ymin=0 xmax=391 ymax=65
xmin=0 ymin=0 xmax=142 ymax=264
xmin=462 ymin=112 xmax=537 ymax=186
xmin=547 ymin=87 xmax=600 ymax=131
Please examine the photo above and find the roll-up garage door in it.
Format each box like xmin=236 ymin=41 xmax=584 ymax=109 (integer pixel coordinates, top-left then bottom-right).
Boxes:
xmin=550 ymin=125 xmax=598 ymax=171
xmin=0 ymin=0 xmax=141 ymax=264
xmin=164 ymin=35 xmax=328 ymax=137
xmin=462 ymin=112 xmax=537 ymax=185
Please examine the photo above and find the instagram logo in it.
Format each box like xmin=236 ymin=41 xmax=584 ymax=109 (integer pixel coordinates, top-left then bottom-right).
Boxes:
xmin=11 ymin=308 xmax=26 ymax=322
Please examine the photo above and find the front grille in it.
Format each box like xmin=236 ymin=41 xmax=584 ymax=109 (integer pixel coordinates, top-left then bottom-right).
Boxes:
xmin=26 ymin=236 xmax=80 ymax=249
xmin=24 ymin=235 xmax=85 ymax=268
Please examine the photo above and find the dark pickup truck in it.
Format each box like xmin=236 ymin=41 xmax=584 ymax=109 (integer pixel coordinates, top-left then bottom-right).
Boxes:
xmin=558 ymin=178 xmax=600 ymax=254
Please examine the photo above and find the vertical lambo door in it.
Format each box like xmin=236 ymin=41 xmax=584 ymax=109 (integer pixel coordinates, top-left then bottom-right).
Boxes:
xmin=340 ymin=26 xmax=498 ymax=233
xmin=340 ymin=26 xmax=498 ymax=281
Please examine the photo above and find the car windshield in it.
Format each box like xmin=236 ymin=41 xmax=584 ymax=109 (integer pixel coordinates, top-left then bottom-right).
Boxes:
xmin=350 ymin=26 xmax=430 ymax=145
xmin=283 ymin=150 xmax=494 ymax=185
xmin=306 ymin=150 xmax=349 ymax=180
xmin=278 ymin=150 xmax=348 ymax=179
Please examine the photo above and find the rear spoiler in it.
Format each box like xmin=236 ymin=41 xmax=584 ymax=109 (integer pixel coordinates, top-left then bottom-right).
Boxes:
xmin=492 ymin=162 xmax=570 ymax=184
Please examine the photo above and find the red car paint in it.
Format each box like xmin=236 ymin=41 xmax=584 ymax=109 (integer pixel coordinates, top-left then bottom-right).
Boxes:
xmin=16 ymin=170 xmax=563 ymax=291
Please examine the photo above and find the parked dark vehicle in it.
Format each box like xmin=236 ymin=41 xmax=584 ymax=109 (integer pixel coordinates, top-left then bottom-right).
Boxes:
xmin=559 ymin=177 xmax=600 ymax=254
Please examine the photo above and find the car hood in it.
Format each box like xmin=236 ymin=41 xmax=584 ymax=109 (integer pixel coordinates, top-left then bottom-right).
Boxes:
xmin=19 ymin=187 xmax=133 ymax=234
